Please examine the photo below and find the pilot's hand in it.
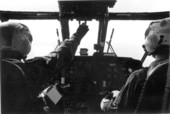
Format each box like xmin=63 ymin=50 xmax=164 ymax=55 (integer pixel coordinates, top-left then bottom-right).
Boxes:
xmin=100 ymin=98 xmax=111 ymax=112
xmin=100 ymin=90 xmax=120 ymax=111
xmin=76 ymin=23 xmax=89 ymax=38
xmin=100 ymin=91 xmax=113 ymax=111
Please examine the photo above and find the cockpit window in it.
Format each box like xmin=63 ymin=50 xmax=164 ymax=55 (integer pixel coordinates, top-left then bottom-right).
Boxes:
xmin=6 ymin=20 xmax=60 ymax=58
xmin=5 ymin=19 xmax=155 ymax=67
xmin=0 ymin=0 xmax=169 ymax=67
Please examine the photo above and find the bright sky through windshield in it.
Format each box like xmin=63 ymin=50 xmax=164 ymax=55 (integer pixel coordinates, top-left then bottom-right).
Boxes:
xmin=0 ymin=0 xmax=169 ymax=67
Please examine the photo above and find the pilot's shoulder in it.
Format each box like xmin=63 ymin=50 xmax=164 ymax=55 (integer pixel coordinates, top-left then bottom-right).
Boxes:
xmin=126 ymin=68 xmax=148 ymax=84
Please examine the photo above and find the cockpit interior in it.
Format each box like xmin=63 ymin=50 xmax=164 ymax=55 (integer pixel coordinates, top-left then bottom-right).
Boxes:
xmin=0 ymin=0 xmax=170 ymax=113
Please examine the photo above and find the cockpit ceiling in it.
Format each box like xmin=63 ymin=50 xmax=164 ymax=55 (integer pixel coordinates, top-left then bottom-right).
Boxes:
xmin=58 ymin=0 xmax=116 ymax=20
xmin=0 ymin=11 xmax=169 ymax=21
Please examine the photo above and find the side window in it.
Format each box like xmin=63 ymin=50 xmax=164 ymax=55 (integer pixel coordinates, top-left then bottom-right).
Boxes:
xmin=105 ymin=20 xmax=152 ymax=67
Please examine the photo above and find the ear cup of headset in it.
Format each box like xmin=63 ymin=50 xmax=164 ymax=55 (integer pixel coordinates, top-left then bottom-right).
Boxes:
xmin=144 ymin=31 xmax=160 ymax=54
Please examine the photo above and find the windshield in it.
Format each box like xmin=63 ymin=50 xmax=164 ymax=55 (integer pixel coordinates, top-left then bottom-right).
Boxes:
xmin=0 ymin=0 xmax=169 ymax=67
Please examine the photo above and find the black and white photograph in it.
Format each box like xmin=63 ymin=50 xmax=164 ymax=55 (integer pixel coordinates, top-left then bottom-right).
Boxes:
xmin=0 ymin=0 xmax=170 ymax=114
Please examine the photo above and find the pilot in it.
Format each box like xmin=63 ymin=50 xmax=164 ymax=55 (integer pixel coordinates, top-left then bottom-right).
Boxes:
xmin=0 ymin=22 xmax=89 ymax=113
xmin=100 ymin=17 xmax=170 ymax=113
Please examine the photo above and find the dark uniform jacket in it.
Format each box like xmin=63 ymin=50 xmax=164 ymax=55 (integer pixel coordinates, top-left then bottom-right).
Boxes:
xmin=113 ymin=59 xmax=169 ymax=113
xmin=1 ymin=33 xmax=82 ymax=114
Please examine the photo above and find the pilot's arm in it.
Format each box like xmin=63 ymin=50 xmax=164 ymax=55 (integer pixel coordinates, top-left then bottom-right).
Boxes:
xmin=45 ymin=23 xmax=89 ymax=69
xmin=100 ymin=68 xmax=148 ymax=112
xmin=25 ymin=23 xmax=89 ymax=90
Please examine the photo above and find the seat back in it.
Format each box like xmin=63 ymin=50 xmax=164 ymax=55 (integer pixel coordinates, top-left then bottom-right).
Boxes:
xmin=162 ymin=61 xmax=170 ymax=113
xmin=1 ymin=59 xmax=32 ymax=114
xmin=135 ymin=60 xmax=169 ymax=113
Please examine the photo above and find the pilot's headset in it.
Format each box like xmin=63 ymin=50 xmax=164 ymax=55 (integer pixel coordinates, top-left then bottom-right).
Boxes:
xmin=0 ymin=22 xmax=32 ymax=60
xmin=143 ymin=18 xmax=170 ymax=55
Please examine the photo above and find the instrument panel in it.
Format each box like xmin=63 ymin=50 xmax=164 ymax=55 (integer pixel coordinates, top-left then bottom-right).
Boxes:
xmin=60 ymin=56 xmax=142 ymax=113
